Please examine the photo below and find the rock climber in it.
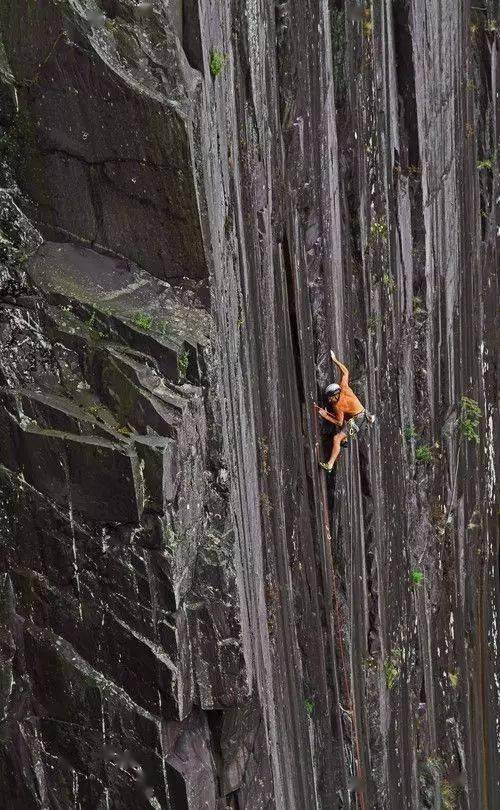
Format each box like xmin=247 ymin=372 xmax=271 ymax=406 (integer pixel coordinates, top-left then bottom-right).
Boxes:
xmin=316 ymin=351 xmax=375 ymax=472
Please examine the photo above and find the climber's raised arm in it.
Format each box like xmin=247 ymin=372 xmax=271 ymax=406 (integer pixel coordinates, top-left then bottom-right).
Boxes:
xmin=330 ymin=350 xmax=349 ymax=386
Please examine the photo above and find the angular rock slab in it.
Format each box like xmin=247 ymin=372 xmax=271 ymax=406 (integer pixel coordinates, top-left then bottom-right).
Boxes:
xmin=0 ymin=0 xmax=206 ymax=284
xmin=0 ymin=413 xmax=143 ymax=524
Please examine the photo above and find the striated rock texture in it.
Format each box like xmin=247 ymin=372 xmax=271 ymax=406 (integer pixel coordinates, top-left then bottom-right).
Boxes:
xmin=0 ymin=1 xmax=498 ymax=809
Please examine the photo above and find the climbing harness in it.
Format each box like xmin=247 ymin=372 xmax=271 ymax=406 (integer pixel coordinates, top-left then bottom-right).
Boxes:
xmin=344 ymin=411 xmax=371 ymax=439
xmin=345 ymin=416 xmax=361 ymax=438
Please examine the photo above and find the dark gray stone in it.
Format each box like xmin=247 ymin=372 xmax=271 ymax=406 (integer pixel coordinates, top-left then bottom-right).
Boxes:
xmin=0 ymin=0 xmax=206 ymax=285
xmin=0 ymin=0 xmax=498 ymax=808
xmin=134 ymin=434 xmax=178 ymax=513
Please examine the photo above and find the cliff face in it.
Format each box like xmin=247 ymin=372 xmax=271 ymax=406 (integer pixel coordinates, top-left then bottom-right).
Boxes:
xmin=0 ymin=2 xmax=498 ymax=809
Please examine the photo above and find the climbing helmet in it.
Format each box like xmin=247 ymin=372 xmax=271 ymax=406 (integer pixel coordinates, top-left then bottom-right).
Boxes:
xmin=325 ymin=382 xmax=341 ymax=398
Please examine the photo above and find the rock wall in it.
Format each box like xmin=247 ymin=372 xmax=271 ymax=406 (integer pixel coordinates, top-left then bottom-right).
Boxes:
xmin=0 ymin=1 xmax=498 ymax=809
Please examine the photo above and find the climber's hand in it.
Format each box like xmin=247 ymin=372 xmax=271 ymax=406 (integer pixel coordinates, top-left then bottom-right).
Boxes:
xmin=318 ymin=407 xmax=329 ymax=419
xmin=330 ymin=349 xmax=337 ymax=362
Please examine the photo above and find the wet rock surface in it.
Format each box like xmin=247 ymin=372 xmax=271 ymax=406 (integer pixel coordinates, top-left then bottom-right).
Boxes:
xmin=0 ymin=1 xmax=498 ymax=809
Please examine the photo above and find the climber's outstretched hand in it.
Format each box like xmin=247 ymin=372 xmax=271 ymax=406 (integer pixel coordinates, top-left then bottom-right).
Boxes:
xmin=330 ymin=351 xmax=349 ymax=384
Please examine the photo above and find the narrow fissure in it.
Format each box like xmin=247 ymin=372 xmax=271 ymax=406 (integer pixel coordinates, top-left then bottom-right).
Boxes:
xmin=182 ymin=0 xmax=203 ymax=71
xmin=165 ymin=764 xmax=189 ymax=810
xmin=281 ymin=230 xmax=305 ymax=408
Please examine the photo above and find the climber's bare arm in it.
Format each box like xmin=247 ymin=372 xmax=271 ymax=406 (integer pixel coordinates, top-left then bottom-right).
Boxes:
xmin=330 ymin=350 xmax=349 ymax=385
xmin=316 ymin=405 xmax=343 ymax=426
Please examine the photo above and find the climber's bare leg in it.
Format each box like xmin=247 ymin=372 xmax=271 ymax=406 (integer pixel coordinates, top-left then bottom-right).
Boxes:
xmin=329 ymin=431 xmax=347 ymax=466
xmin=319 ymin=430 xmax=348 ymax=472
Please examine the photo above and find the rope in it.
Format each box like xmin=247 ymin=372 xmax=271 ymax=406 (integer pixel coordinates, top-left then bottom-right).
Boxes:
xmin=313 ymin=402 xmax=366 ymax=810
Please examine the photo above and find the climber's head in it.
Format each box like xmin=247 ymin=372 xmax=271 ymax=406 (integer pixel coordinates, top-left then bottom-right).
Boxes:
xmin=325 ymin=382 xmax=341 ymax=403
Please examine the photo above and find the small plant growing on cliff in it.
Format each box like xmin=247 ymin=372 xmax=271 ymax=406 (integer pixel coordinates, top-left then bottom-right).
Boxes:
xmin=363 ymin=19 xmax=373 ymax=36
xmin=384 ymin=661 xmax=399 ymax=689
xmin=116 ymin=424 xmax=131 ymax=436
xmin=382 ymin=272 xmax=396 ymax=293
xmin=164 ymin=526 xmax=179 ymax=553
xmin=477 ymin=157 xmax=494 ymax=171
xmin=177 ymin=348 xmax=189 ymax=382
xmin=430 ymin=498 xmax=447 ymax=536
xmin=383 ymin=649 xmax=402 ymax=689
xmin=408 ymin=164 xmax=422 ymax=177
xmin=87 ymin=403 xmax=101 ymax=418
xmin=210 ymin=50 xmax=227 ymax=77
xmin=422 ymin=756 xmax=460 ymax=808
xmin=362 ymin=6 xmax=373 ymax=36
xmin=105 ymin=18 xmax=117 ymax=33
xmin=404 ymin=425 xmax=418 ymax=441
xmin=370 ymin=217 xmax=388 ymax=242
xmin=362 ymin=655 xmax=377 ymax=672
xmin=412 ymin=296 xmax=426 ymax=316
xmin=133 ymin=312 xmax=153 ymax=331
xmin=411 ymin=569 xmax=424 ymax=586
xmin=448 ymin=671 xmax=459 ymax=689
xmin=157 ymin=320 xmax=172 ymax=338
xmin=367 ymin=313 xmax=384 ymax=333
xmin=467 ymin=509 xmax=481 ymax=531
xmin=86 ymin=306 xmax=97 ymax=329
xmin=415 ymin=444 xmax=433 ymax=463
xmin=440 ymin=779 xmax=458 ymax=809
xmin=459 ymin=396 xmax=481 ymax=444
xmin=304 ymin=698 xmax=315 ymax=717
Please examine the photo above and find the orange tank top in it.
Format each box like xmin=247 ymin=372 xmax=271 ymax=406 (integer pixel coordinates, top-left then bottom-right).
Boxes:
xmin=330 ymin=385 xmax=364 ymax=423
